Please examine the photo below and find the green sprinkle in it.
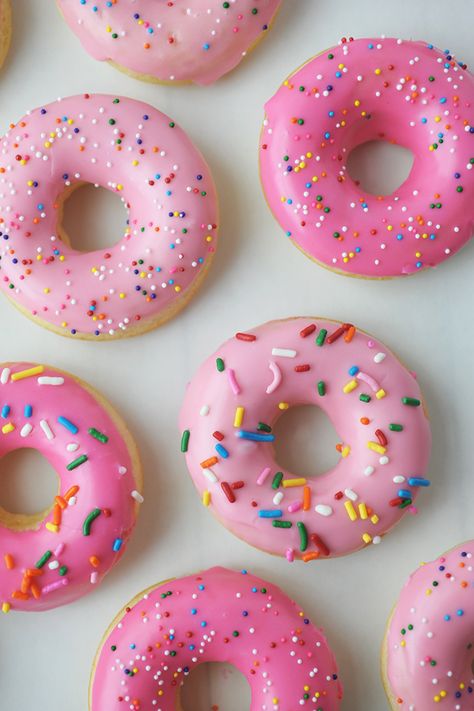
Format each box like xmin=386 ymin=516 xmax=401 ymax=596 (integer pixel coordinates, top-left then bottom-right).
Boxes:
xmin=272 ymin=471 xmax=283 ymax=489
xmin=316 ymin=329 xmax=327 ymax=346
xmin=399 ymin=498 xmax=412 ymax=509
xmin=389 ymin=423 xmax=404 ymax=431
xmin=402 ymin=397 xmax=421 ymax=407
xmin=58 ymin=565 xmax=68 ymax=577
xmin=317 ymin=381 xmax=326 ymax=396
xmin=272 ymin=520 xmax=292 ymax=528
xmin=297 ymin=521 xmax=308 ymax=552
xmin=109 ymin=118 xmax=116 ymax=125
xmin=88 ymin=428 xmax=108 ymax=444
xmin=169 ymin=122 xmax=175 ymax=128
xmin=83 ymin=508 xmax=101 ymax=536
xmin=257 ymin=422 xmax=272 ymax=432
xmin=216 ymin=357 xmax=225 ymax=372
xmin=232 ymin=630 xmax=240 ymax=636
xmin=359 ymin=393 xmax=371 ymax=403
xmin=181 ymin=429 xmax=190 ymax=452
xmin=35 ymin=550 xmax=52 ymax=569
xmin=66 ymin=454 xmax=88 ymax=471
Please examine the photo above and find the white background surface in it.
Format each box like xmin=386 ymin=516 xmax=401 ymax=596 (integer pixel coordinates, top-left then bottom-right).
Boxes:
xmin=0 ymin=1 xmax=473 ymax=709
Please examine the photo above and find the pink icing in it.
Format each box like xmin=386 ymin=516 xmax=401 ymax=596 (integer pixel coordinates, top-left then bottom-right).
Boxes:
xmin=90 ymin=566 xmax=343 ymax=709
xmin=0 ymin=363 xmax=140 ymax=612
xmin=260 ymin=38 xmax=474 ymax=277
xmin=179 ymin=318 xmax=432 ymax=559
xmin=58 ymin=0 xmax=282 ymax=85
xmin=0 ymin=94 xmax=218 ymax=338
xmin=386 ymin=541 xmax=474 ymax=709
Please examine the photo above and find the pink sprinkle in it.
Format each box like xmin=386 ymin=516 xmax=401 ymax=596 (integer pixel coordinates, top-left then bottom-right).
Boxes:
xmin=357 ymin=370 xmax=380 ymax=392
xmin=42 ymin=578 xmax=69 ymax=595
xmin=288 ymin=501 xmax=303 ymax=513
xmin=54 ymin=543 xmax=65 ymax=557
xmin=408 ymin=505 xmax=418 ymax=515
xmin=227 ymin=368 xmax=241 ymax=395
xmin=286 ymin=548 xmax=295 ymax=563
xmin=257 ymin=467 xmax=271 ymax=486
xmin=90 ymin=572 xmax=99 ymax=585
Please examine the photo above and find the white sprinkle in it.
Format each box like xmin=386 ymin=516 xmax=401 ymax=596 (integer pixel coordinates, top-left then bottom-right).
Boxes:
xmin=393 ymin=475 xmax=406 ymax=484
xmin=37 ymin=376 xmax=65 ymax=386
xmin=131 ymin=490 xmax=144 ymax=504
xmin=315 ymin=504 xmax=333 ymax=517
xmin=66 ymin=443 xmax=79 ymax=452
xmin=379 ymin=456 xmax=389 ymax=465
xmin=90 ymin=572 xmax=99 ymax=584
xmin=373 ymin=536 xmax=382 ymax=545
xmin=68 ymin=496 xmax=77 ymax=506
xmin=271 ymin=348 xmax=297 ymax=358
xmin=118 ymin=466 xmax=127 ymax=476
xmin=374 ymin=352 xmax=386 ymax=363
xmin=273 ymin=492 xmax=284 ymax=505
xmin=364 ymin=466 xmax=375 ymax=476
xmin=0 ymin=368 xmax=10 ymax=384
xmin=344 ymin=488 xmax=358 ymax=501
xmin=48 ymin=560 xmax=59 ymax=570
xmin=40 ymin=419 xmax=54 ymax=440
xmin=202 ymin=468 xmax=218 ymax=483
xmin=200 ymin=405 xmax=210 ymax=416
xmin=20 ymin=423 xmax=33 ymax=438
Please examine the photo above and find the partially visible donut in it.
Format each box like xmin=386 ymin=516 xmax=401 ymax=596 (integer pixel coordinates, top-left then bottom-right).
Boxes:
xmin=89 ymin=566 xmax=343 ymax=709
xmin=0 ymin=0 xmax=11 ymax=70
xmin=57 ymin=0 xmax=282 ymax=85
xmin=0 ymin=362 xmax=142 ymax=612
xmin=383 ymin=541 xmax=474 ymax=709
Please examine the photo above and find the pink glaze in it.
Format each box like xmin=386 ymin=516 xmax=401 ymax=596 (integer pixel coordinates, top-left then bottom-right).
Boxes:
xmin=179 ymin=318 xmax=432 ymax=560
xmin=386 ymin=542 xmax=474 ymax=709
xmin=58 ymin=0 xmax=282 ymax=85
xmin=0 ymin=363 xmax=140 ymax=612
xmin=90 ymin=566 xmax=343 ymax=709
xmin=260 ymin=38 xmax=474 ymax=277
xmin=0 ymin=94 xmax=218 ymax=338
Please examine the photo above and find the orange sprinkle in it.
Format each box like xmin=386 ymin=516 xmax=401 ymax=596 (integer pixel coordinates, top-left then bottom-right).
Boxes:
xmin=303 ymin=486 xmax=311 ymax=511
xmin=344 ymin=325 xmax=356 ymax=343
xmin=4 ymin=554 xmax=14 ymax=570
xmin=64 ymin=485 xmax=79 ymax=501
xmin=12 ymin=590 xmax=29 ymax=600
xmin=52 ymin=504 xmax=62 ymax=526
xmin=360 ymin=417 xmax=370 ymax=425
xmin=55 ymin=495 xmax=68 ymax=510
xmin=89 ymin=556 xmax=100 ymax=568
xmin=302 ymin=552 xmax=320 ymax=562
xmin=30 ymin=583 xmax=41 ymax=599
xmin=200 ymin=456 xmax=218 ymax=469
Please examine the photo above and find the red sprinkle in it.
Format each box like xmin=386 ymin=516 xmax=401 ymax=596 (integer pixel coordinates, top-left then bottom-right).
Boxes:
xmin=327 ymin=325 xmax=349 ymax=344
xmin=334 ymin=491 xmax=344 ymax=500
xmin=311 ymin=533 xmax=330 ymax=557
xmin=231 ymin=481 xmax=244 ymax=490
xmin=213 ymin=431 xmax=224 ymax=441
xmin=221 ymin=482 xmax=236 ymax=503
xmin=299 ymin=324 xmax=316 ymax=338
xmin=294 ymin=364 xmax=311 ymax=372
xmin=375 ymin=429 xmax=388 ymax=446
xmin=235 ymin=332 xmax=256 ymax=342
xmin=389 ymin=497 xmax=404 ymax=507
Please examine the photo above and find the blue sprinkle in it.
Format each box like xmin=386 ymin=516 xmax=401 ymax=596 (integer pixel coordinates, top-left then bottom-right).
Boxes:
xmin=1 ymin=404 xmax=10 ymax=418
xmin=113 ymin=538 xmax=123 ymax=552
xmin=24 ymin=404 xmax=32 ymax=418
xmin=407 ymin=477 xmax=431 ymax=487
xmin=258 ymin=509 xmax=283 ymax=518
xmin=215 ymin=444 xmax=229 ymax=458
xmin=237 ymin=430 xmax=274 ymax=442
xmin=57 ymin=416 xmax=79 ymax=434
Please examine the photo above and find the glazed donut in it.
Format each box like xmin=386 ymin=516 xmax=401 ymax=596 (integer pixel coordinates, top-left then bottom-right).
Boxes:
xmin=179 ymin=317 xmax=432 ymax=560
xmin=260 ymin=37 xmax=474 ymax=278
xmin=57 ymin=0 xmax=282 ymax=85
xmin=0 ymin=0 xmax=11 ymax=70
xmin=0 ymin=94 xmax=218 ymax=339
xmin=0 ymin=362 xmax=141 ymax=612
xmin=383 ymin=541 xmax=474 ymax=708
xmin=89 ymin=566 xmax=343 ymax=709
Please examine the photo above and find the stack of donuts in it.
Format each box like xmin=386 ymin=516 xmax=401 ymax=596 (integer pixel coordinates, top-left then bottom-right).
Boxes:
xmin=0 ymin=1 xmax=472 ymax=709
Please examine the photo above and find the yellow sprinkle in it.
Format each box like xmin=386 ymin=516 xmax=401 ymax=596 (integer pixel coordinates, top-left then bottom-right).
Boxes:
xmin=1 ymin=423 xmax=14 ymax=435
xmin=343 ymin=379 xmax=358 ymax=394
xmin=282 ymin=478 xmax=307 ymax=488
xmin=341 ymin=445 xmax=351 ymax=458
xmin=362 ymin=533 xmax=372 ymax=544
xmin=174 ymin=286 xmax=181 ymax=293
xmin=367 ymin=441 xmax=386 ymax=455
xmin=376 ymin=388 xmax=386 ymax=399
xmin=400 ymin=639 xmax=406 ymax=647
xmin=371 ymin=514 xmax=379 ymax=525
xmin=45 ymin=523 xmax=59 ymax=534
xmin=344 ymin=500 xmax=357 ymax=521
xmin=374 ymin=68 xmax=382 ymax=75
xmin=119 ymin=293 xmax=126 ymax=299
xmin=11 ymin=365 xmax=44 ymax=381
xmin=358 ymin=502 xmax=368 ymax=520
xmin=116 ymin=184 xmax=123 ymax=191
xmin=202 ymin=491 xmax=211 ymax=507
xmin=278 ymin=402 xmax=289 ymax=410
xmin=43 ymin=287 xmax=50 ymax=294
xmin=233 ymin=406 xmax=244 ymax=428
xmin=2 ymin=602 xmax=10 ymax=614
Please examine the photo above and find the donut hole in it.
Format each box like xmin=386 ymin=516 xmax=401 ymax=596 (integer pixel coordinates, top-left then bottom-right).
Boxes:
xmin=347 ymin=140 xmax=414 ymax=196
xmin=180 ymin=662 xmax=251 ymax=711
xmin=0 ymin=448 xmax=59 ymax=530
xmin=60 ymin=183 xmax=129 ymax=253
xmin=273 ymin=404 xmax=340 ymax=478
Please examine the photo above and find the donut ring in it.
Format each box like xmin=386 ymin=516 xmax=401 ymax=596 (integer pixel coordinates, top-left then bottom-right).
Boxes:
xmin=179 ymin=317 xmax=432 ymax=560
xmin=0 ymin=94 xmax=218 ymax=339
xmin=260 ymin=37 xmax=474 ymax=278
xmin=89 ymin=566 xmax=343 ymax=709
xmin=0 ymin=362 xmax=141 ymax=612
xmin=57 ymin=0 xmax=282 ymax=86
xmin=383 ymin=541 xmax=474 ymax=708
xmin=0 ymin=0 xmax=11 ymax=70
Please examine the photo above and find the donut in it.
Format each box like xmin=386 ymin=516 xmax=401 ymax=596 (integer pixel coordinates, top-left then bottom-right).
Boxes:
xmin=89 ymin=566 xmax=343 ymax=709
xmin=260 ymin=37 xmax=474 ymax=278
xmin=0 ymin=362 xmax=142 ymax=612
xmin=383 ymin=541 xmax=474 ymax=708
xmin=0 ymin=0 xmax=11 ymax=70
xmin=179 ymin=317 xmax=432 ymax=560
xmin=0 ymin=94 xmax=218 ymax=339
xmin=57 ymin=0 xmax=282 ymax=85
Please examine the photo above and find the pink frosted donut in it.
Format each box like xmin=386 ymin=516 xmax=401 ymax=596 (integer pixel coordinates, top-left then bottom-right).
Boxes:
xmin=0 ymin=362 xmax=141 ymax=612
xmin=90 ymin=566 xmax=343 ymax=709
xmin=58 ymin=0 xmax=282 ymax=85
xmin=260 ymin=37 xmax=474 ymax=277
xmin=0 ymin=94 xmax=218 ymax=339
xmin=179 ymin=317 xmax=432 ymax=560
xmin=0 ymin=0 xmax=11 ymax=70
xmin=383 ymin=541 xmax=474 ymax=709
